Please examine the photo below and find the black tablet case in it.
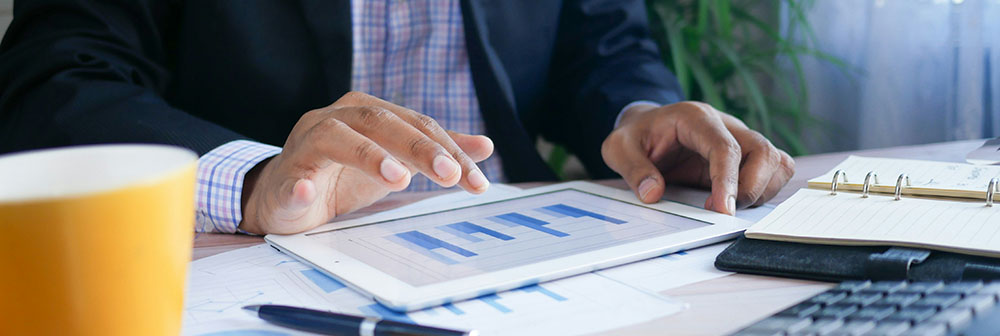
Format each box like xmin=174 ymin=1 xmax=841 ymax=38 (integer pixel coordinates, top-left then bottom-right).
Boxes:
xmin=715 ymin=236 xmax=1000 ymax=282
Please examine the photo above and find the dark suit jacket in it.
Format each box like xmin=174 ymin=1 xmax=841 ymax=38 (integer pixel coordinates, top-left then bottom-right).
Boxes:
xmin=0 ymin=0 xmax=682 ymax=182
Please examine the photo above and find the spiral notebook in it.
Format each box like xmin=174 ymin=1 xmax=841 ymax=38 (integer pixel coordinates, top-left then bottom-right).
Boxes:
xmin=746 ymin=156 xmax=1000 ymax=258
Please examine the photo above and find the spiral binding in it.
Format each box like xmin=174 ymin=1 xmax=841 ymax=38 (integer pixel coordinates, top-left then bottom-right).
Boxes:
xmin=988 ymin=178 xmax=998 ymax=207
xmin=830 ymin=170 xmax=847 ymax=195
xmin=894 ymin=174 xmax=910 ymax=201
xmin=862 ymin=171 xmax=878 ymax=198
xmin=829 ymin=172 xmax=999 ymax=206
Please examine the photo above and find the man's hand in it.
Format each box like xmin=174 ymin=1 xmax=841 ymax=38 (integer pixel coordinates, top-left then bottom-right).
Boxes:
xmin=602 ymin=101 xmax=794 ymax=215
xmin=239 ymin=92 xmax=494 ymax=234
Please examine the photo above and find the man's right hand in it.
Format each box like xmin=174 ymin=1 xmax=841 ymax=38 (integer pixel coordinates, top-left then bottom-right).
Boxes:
xmin=238 ymin=92 xmax=494 ymax=235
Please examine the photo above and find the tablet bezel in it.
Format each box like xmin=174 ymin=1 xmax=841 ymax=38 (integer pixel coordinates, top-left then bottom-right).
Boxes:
xmin=265 ymin=181 xmax=750 ymax=312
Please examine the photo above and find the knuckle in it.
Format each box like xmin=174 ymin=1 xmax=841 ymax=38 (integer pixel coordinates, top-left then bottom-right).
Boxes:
xmin=352 ymin=141 xmax=381 ymax=162
xmin=767 ymin=149 xmax=782 ymax=169
xmin=674 ymin=101 xmax=704 ymax=111
xmin=407 ymin=136 xmax=438 ymax=156
xmin=722 ymin=140 xmax=742 ymax=160
xmin=316 ymin=117 xmax=345 ymax=133
xmin=339 ymin=91 xmax=367 ymax=103
xmin=745 ymin=130 xmax=770 ymax=148
xmin=601 ymin=130 xmax=624 ymax=157
xmin=303 ymin=108 xmax=325 ymax=119
xmin=354 ymin=106 xmax=391 ymax=128
xmin=742 ymin=186 xmax=764 ymax=203
xmin=780 ymin=152 xmax=796 ymax=175
xmin=713 ymin=170 xmax=740 ymax=186
xmin=414 ymin=114 xmax=441 ymax=131
xmin=682 ymin=101 xmax=717 ymax=117
xmin=757 ymin=139 xmax=780 ymax=162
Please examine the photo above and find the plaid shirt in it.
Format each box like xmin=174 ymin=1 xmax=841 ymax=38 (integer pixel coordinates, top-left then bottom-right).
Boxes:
xmin=194 ymin=0 xmax=503 ymax=233
xmin=193 ymin=0 xmax=657 ymax=233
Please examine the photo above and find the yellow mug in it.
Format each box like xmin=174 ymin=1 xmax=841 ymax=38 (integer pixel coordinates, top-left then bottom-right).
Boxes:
xmin=0 ymin=144 xmax=197 ymax=335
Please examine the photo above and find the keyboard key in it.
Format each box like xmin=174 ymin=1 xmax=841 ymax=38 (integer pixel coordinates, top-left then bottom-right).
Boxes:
xmin=938 ymin=281 xmax=983 ymax=296
xmin=796 ymin=318 xmax=844 ymax=335
xmin=738 ymin=281 xmax=1000 ymax=336
xmin=952 ymin=294 xmax=997 ymax=315
xmin=863 ymin=281 xmax=908 ymax=294
xmin=897 ymin=281 xmax=943 ymax=295
xmin=850 ymin=305 xmax=897 ymax=321
xmin=743 ymin=316 xmax=812 ymax=333
xmin=843 ymin=293 xmax=885 ymax=306
xmin=732 ymin=330 xmax=783 ymax=336
xmin=911 ymin=293 xmax=961 ymax=310
xmin=928 ymin=308 xmax=973 ymax=330
xmin=900 ymin=322 xmax=946 ymax=336
xmin=886 ymin=306 xmax=937 ymax=324
xmin=977 ymin=282 xmax=1000 ymax=297
xmin=778 ymin=301 xmax=823 ymax=318
xmin=831 ymin=320 xmax=876 ymax=335
xmin=818 ymin=304 xmax=861 ymax=319
xmin=835 ymin=280 xmax=873 ymax=293
xmin=864 ymin=321 xmax=910 ymax=336
xmin=812 ymin=292 xmax=849 ymax=305
xmin=876 ymin=293 xmax=921 ymax=308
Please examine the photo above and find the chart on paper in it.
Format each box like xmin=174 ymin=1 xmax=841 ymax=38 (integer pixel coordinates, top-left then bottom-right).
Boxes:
xmin=183 ymin=244 xmax=684 ymax=336
xmin=306 ymin=189 xmax=711 ymax=286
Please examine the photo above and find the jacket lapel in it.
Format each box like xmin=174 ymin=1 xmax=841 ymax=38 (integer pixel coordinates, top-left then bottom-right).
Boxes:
xmin=461 ymin=0 xmax=557 ymax=182
xmin=297 ymin=0 xmax=353 ymax=100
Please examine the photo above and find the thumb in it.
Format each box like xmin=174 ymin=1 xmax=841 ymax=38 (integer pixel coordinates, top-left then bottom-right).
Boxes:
xmin=266 ymin=177 xmax=317 ymax=227
xmin=280 ymin=178 xmax=316 ymax=211
xmin=602 ymin=131 xmax=665 ymax=203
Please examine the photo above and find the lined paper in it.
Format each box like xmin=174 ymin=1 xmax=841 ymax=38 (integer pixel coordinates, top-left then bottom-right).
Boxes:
xmin=746 ymin=189 xmax=1000 ymax=258
xmin=807 ymin=156 xmax=1000 ymax=200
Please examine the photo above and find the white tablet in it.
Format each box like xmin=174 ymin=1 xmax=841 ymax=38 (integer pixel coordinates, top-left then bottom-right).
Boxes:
xmin=265 ymin=181 xmax=750 ymax=312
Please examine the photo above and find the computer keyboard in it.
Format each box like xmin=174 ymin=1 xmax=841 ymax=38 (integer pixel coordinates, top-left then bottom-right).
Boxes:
xmin=732 ymin=280 xmax=1000 ymax=336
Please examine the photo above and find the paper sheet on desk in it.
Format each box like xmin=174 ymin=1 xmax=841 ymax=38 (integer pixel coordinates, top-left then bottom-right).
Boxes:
xmin=182 ymin=184 xmax=775 ymax=335
xmin=183 ymin=244 xmax=684 ymax=336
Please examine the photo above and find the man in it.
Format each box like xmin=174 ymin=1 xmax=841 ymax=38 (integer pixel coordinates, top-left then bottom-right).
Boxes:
xmin=0 ymin=0 xmax=793 ymax=235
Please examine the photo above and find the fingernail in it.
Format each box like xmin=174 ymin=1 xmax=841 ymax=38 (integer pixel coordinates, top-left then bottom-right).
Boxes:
xmin=638 ymin=177 xmax=656 ymax=201
xmin=432 ymin=155 xmax=459 ymax=180
xmin=727 ymin=195 xmax=737 ymax=216
xmin=380 ymin=157 xmax=408 ymax=183
xmin=468 ymin=169 xmax=489 ymax=190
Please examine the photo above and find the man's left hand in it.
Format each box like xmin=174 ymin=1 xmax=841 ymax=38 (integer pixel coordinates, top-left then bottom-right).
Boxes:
xmin=601 ymin=101 xmax=795 ymax=215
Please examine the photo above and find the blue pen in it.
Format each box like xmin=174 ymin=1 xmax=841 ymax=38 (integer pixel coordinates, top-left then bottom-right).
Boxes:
xmin=243 ymin=304 xmax=478 ymax=336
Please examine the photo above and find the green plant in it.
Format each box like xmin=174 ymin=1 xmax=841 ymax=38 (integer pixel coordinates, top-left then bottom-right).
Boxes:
xmin=644 ymin=0 xmax=849 ymax=155
xmin=544 ymin=0 xmax=849 ymax=177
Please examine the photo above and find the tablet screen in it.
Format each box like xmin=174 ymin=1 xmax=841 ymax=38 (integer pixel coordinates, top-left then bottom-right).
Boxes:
xmin=305 ymin=189 xmax=711 ymax=286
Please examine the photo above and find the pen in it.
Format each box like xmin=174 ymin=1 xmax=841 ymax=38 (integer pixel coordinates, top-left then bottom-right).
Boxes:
xmin=242 ymin=304 xmax=478 ymax=336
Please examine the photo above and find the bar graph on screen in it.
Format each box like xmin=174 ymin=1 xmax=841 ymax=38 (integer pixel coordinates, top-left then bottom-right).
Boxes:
xmin=437 ymin=221 xmax=514 ymax=242
xmin=307 ymin=189 xmax=710 ymax=286
xmin=488 ymin=212 xmax=570 ymax=237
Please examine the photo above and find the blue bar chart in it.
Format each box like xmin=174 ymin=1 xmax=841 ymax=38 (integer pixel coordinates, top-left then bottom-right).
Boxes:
xmin=488 ymin=212 xmax=569 ymax=237
xmin=388 ymin=230 xmax=477 ymax=265
xmin=539 ymin=204 xmax=627 ymax=224
xmin=438 ymin=221 xmax=515 ymax=242
xmin=310 ymin=189 xmax=709 ymax=286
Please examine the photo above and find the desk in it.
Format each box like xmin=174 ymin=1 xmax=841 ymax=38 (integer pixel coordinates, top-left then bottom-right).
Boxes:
xmin=192 ymin=139 xmax=986 ymax=335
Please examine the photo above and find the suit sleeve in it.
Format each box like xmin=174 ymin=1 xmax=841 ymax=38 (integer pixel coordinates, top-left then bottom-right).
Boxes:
xmin=542 ymin=0 xmax=683 ymax=178
xmin=0 ymin=0 xmax=245 ymax=155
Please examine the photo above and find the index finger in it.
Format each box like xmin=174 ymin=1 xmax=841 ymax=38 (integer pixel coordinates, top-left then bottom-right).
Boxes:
xmin=670 ymin=103 xmax=741 ymax=215
xmin=336 ymin=92 xmax=490 ymax=193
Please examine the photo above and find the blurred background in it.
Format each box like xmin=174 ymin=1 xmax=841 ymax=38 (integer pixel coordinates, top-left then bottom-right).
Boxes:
xmin=2 ymin=0 xmax=996 ymax=172
xmin=640 ymin=0 xmax=999 ymax=156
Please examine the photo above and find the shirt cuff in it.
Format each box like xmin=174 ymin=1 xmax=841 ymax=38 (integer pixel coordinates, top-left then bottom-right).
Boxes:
xmin=614 ymin=100 xmax=662 ymax=129
xmin=195 ymin=140 xmax=282 ymax=233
